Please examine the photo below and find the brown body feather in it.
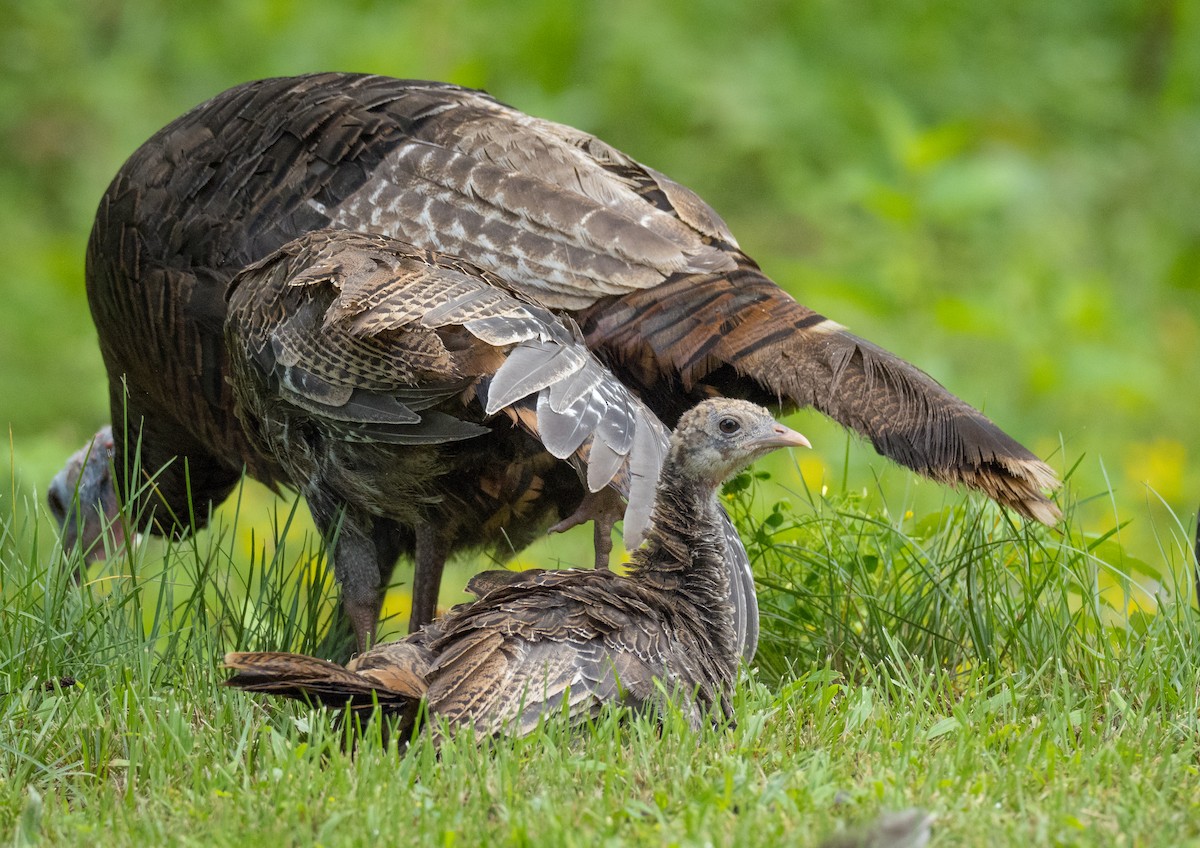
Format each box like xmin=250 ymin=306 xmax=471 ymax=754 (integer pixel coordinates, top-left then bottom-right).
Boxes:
xmin=222 ymin=229 xmax=673 ymax=651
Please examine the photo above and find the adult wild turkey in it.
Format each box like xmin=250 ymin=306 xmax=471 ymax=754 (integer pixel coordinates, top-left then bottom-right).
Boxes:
xmin=52 ymin=74 xmax=1058 ymax=644
xmin=224 ymin=398 xmax=811 ymax=739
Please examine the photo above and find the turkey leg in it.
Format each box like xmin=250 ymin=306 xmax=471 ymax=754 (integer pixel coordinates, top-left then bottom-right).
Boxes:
xmin=548 ymin=486 xmax=625 ymax=569
xmin=409 ymin=523 xmax=447 ymax=632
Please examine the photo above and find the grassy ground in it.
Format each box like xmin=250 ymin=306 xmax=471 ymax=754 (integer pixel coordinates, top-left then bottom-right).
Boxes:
xmin=2 ymin=475 xmax=1198 ymax=846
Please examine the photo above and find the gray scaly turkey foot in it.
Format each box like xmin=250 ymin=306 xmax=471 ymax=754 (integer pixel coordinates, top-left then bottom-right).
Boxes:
xmin=547 ymin=487 xmax=627 ymax=568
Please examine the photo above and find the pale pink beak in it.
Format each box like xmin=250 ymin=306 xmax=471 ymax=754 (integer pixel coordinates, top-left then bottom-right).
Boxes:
xmin=755 ymin=423 xmax=811 ymax=450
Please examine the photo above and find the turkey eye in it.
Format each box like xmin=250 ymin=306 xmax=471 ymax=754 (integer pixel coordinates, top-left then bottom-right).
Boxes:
xmin=47 ymin=489 xmax=66 ymax=521
xmin=718 ymin=417 xmax=740 ymax=435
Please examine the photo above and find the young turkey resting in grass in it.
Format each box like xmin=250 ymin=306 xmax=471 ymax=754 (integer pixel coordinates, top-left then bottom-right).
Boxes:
xmin=52 ymin=73 xmax=1059 ymax=648
xmin=224 ymin=398 xmax=810 ymax=740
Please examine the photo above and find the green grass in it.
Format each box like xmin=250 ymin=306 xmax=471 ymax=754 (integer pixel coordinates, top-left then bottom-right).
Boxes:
xmin=3 ymin=469 xmax=1199 ymax=846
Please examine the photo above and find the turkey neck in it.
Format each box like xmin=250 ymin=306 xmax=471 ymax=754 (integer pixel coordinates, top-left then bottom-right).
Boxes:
xmin=626 ymin=453 xmax=737 ymax=667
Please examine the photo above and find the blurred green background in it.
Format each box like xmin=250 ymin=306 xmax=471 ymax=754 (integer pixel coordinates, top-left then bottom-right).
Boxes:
xmin=2 ymin=0 xmax=1197 ymax=589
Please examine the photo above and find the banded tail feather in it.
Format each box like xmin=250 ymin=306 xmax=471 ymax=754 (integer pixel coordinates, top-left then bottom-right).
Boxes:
xmin=582 ymin=266 xmax=1060 ymax=525
xmin=223 ymin=650 xmax=422 ymax=713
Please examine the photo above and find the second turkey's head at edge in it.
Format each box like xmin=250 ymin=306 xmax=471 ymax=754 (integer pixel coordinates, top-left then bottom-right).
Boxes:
xmin=667 ymin=399 xmax=811 ymax=488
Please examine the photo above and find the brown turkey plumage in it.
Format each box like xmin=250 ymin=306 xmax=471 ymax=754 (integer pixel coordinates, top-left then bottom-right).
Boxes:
xmin=222 ymin=228 xmax=673 ymax=651
xmin=52 ymin=73 xmax=1059 ymax=651
xmin=223 ymin=398 xmax=811 ymax=740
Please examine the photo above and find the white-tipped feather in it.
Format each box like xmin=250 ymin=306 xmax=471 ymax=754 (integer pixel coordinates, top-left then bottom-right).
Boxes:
xmin=619 ymin=415 xmax=668 ymax=550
